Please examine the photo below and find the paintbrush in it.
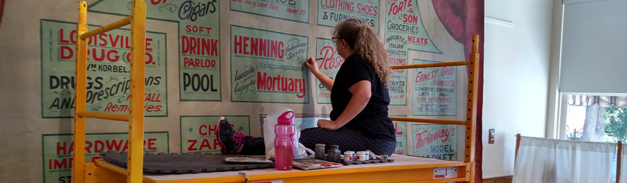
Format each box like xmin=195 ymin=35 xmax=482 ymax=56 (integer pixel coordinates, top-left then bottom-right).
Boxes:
xmin=307 ymin=58 xmax=324 ymax=64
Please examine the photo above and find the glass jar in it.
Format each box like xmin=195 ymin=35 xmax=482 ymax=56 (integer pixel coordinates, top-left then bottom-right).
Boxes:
xmin=326 ymin=145 xmax=341 ymax=162
xmin=314 ymin=144 xmax=326 ymax=160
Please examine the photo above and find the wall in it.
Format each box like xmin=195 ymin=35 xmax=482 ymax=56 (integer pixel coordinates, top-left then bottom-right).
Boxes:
xmin=482 ymin=0 xmax=554 ymax=178
xmin=0 ymin=0 xmax=483 ymax=182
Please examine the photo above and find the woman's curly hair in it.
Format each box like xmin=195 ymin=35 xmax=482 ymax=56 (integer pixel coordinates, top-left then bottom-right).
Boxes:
xmin=334 ymin=19 xmax=392 ymax=88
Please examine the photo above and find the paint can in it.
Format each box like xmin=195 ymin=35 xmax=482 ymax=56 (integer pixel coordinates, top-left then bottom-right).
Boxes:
xmin=343 ymin=151 xmax=355 ymax=162
xmin=356 ymin=151 xmax=366 ymax=161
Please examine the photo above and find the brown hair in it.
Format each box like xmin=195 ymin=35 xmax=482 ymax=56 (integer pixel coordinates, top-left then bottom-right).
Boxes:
xmin=334 ymin=19 xmax=392 ymax=88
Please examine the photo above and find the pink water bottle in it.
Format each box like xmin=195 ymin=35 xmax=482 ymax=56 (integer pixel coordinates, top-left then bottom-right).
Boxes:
xmin=274 ymin=111 xmax=295 ymax=170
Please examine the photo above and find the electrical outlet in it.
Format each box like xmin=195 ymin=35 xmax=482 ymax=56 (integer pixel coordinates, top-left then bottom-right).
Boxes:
xmin=488 ymin=129 xmax=495 ymax=144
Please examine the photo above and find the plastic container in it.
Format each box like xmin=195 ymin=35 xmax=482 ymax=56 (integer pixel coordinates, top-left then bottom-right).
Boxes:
xmin=344 ymin=151 xmax=355 ymax=162
xmin=274 ymin=111 xmax=295 ymax=170
xmin=356 ymin=151 xmax=367 ymax=161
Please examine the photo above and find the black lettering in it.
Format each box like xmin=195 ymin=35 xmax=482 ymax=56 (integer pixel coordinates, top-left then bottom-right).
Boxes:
xmin=50 ymin=76 xmax=60 ymax=89
xmin=183 ymin=73 xmax=191 ymax=91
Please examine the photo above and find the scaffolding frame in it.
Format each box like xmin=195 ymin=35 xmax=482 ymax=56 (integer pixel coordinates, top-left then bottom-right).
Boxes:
xmin=70 ymin=0 xmax=479 ymax=180
xmin=388 ymin=34 xmax=480 ymax=183
xmin=72 ymin=1 xmax=146 ymax=183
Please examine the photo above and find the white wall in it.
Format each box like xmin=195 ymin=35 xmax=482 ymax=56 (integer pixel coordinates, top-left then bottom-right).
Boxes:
xmin=482 ymin=0 xmax=555 ymax=178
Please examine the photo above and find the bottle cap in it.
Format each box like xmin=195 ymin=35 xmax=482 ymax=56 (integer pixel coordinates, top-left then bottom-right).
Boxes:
xmin=315 ymin=144 xmax=325 ymax=147
xmin=277 ymin=111 xmax=294 ymax=125
xmin=330 ymin=145 xmax=339 ymax=148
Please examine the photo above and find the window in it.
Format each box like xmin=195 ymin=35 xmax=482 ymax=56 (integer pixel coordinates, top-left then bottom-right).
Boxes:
xmin=564 ymin=95 xmax=627 ymax=143
xmin=563 ymin=94 xmax=627 ymax=182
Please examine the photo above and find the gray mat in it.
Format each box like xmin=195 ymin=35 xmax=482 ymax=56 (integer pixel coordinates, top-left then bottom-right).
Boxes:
xmin=100 ymin=151 xmax=273 ymax=174
xmin=338 ymin=158 xmax=394 ymax=165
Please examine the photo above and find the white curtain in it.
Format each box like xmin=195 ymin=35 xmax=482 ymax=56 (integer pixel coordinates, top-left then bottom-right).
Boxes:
xmin=513 ymin=136 xmax=616 ymax=183
xmin=619 ymin=144 xmax=627 ymax=183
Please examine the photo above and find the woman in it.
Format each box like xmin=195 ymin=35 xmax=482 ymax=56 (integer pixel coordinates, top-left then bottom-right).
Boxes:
xmin=217 ymin=19 xmax=396 ymax=156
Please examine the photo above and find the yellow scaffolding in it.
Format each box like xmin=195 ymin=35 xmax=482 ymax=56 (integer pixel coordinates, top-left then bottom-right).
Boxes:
xmin=389 ymin=34 xmax=481 ymax=182
xmin=72 ymin=1 xmax=146 ymax=183
xmin=71 ymin=0 xmax=480 ymax=181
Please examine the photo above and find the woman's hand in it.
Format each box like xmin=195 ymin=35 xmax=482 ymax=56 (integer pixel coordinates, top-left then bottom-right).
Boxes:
xmin=317 ymin=119 xmax=340 ymax=130
xmin=305 ymin=57 xmax=320 ymax=75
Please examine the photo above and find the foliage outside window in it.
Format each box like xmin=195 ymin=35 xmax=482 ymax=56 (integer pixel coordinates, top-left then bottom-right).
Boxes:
xmin=566 ymin=95 xmax=627 ymax=143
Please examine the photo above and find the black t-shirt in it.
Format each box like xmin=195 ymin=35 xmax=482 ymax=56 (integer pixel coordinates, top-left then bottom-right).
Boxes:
xmin=330 ymin=54 xmax=395 ymax=141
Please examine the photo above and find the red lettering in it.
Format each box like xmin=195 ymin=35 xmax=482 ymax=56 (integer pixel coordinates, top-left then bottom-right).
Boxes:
xmin=85 ymin=141 xmax=93 ymax=153
xmin=187 ymin=140 xmax=198 ymax=151
xmin=91 ymin=48 xmax=105 ymax=61
xmin=271 ymin=41 xmax=278 ymax=58
xmin=60 ymin=46 xmax=73 ymax=59
xmin=278 ymin=41 xmax=284 ymax=59
xmin=146 ymin=105 xmax=155 ymax=112
xmin=388 ymin=0 xmax=412 ymax=16
xmin=402 ymin=14 xmax=417 ymax=24
xmin=94 ymin=140 xmax=105 ymax=153
xmin=199 ymin=125 xmax=207 ymax=136
xmin=53 ymin=158 xmax=68 ymax=169
xmin=190 ymin=36 xmax=197 ymax=54
xmin=182 ymin=36 xmax=189 ymax=53
xmin=106 ymin=140 xmax=123 ymax=152
xmin=414 ymin=127 xmax=456 ymax=150
xmin=234 ymin=35 xmax=242 ymax=54
xmin=125 ymin=36 xmax=131 ymax=49
xmin=69 ymin=142 xmax=74 ymax=154
xmin=151 ymin=0 xmax=167 ymax=5
xmin=107 ymin=50 xmax=119 ymax=62
xmin=122 ymin=140 xmax=129 ymax=151
xmin=186 ymin=25 xmax=212 ymax=34
xmin=104 ymin=102 xmax=119 ymax=112
xmin=146 ymin=38 xmax=153 ymax=51
xmin=415 ymin=69 xmax=439 ymax=83
xmin=394 ymin=123 xmax=403 ymax=135
xmin=60 ymin=29 xmax=70 ymax=43
xmin=208 ymin=124 xmax=217 ymax=136
xmin=389 ymin=58 xmax=406 ymax=73
xmin=243 ymin=36 xmax=250 ymax=55
xmin=99 ymin=34 xmax=108 ymax=47
xmin=181 ymin=36 xmax=218 ymax=56
xmin=319 ymin=46 xmax=344 ymax=70
xmin=70 ymin=30 xmax=77 ymax=44
xmin=109 ymin=35 xmax=120 ymax=48
xmin=251 ymin=38 xmax=258 ymax=56
xmin=57 ymin=142 xmax=68 ymax=155
xmin=356 ymin=3 xmax=377 ymax=16
xmin=148 ymin=138 xmax=157 ymax=150
xmin=441 ymin=66 xmax=454 ymax=76
xmin=257 ymin=72 xmax=306 ymax=98
xmin=199 ymin=139 xmax=212 ymax=150
xmin=234 ymin=35 xmax=284 ymax=59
